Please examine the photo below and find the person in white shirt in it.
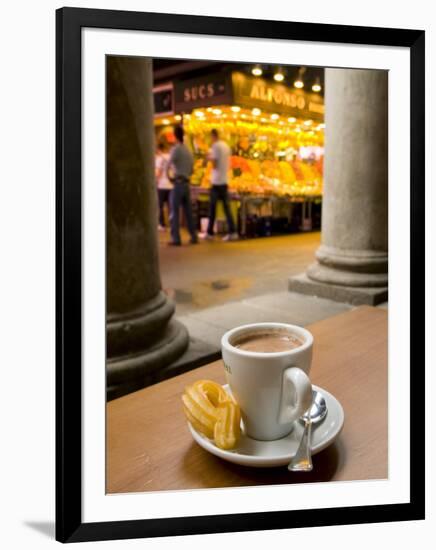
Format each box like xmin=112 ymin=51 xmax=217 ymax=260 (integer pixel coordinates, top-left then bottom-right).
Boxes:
xmin=155 ymin=142 xmax=172 ymax=230
xmin=202 ymin=129 xmax=238 ymax=241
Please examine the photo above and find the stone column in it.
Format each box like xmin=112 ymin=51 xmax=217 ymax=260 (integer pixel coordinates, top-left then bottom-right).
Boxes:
xmin=289 ymin=68 xmax=388 ymax=305
xmin=106 ymin=56 xmax=188 ymax=399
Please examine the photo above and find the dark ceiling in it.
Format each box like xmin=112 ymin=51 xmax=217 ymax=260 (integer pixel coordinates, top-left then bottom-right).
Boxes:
xmin=152 ymin=59 xmax=324 ymax=95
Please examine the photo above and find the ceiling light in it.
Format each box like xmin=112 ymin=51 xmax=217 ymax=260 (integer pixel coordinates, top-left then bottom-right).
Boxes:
xmin=252 ymin=65 xmax=263 ymax=76
xmin=231 ymin=105 xmax=241 ymax=113
xmin=174 ymin=114 xmax=182 ymax=121
xmin=274 ymin=70 xmax=285 ymax=82
xmin=312 ymin=77 xmax=322 ymax=93
xmin=212 ymin=108 xmax=222 ymax=115
xmin=162 ymin=119 xmax=170 ymax=125
xmin=271 ymin=113 xmax=279 ymax=120
xmin=252 ymin=108 xmax=261 ymax=116
xmin=288 ymin=117 xmax=296 ymax=123
xmin=294 ymin=66 xmax=306 ymax=89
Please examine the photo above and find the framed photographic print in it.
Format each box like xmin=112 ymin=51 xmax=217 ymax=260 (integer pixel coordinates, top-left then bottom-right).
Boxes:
xmin=56 ymin=7 xmax=425 ymax=543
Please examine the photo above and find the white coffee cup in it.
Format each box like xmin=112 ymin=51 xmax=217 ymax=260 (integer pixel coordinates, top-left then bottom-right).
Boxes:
xmin=221 ymin=322 xmax=313 ymax=441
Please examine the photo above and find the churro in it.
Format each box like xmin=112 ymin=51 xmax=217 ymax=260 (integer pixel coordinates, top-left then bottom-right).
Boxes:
xmin=182 ymin=380 xmax=241 ymax=450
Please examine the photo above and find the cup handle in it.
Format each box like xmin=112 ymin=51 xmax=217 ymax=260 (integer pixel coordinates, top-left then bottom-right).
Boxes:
xmin=278 ymin=367 xmax=312 ymax=425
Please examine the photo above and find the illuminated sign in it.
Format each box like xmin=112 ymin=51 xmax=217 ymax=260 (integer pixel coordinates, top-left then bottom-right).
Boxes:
xmin=232 ymin=72 xmax=324 ymax=121
xmin=171 ymin=71 xmax=324 ymax=120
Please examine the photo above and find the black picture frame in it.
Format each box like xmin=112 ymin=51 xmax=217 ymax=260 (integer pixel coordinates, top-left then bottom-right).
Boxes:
xmin=56 ymin=7 xmax=425 ymax=543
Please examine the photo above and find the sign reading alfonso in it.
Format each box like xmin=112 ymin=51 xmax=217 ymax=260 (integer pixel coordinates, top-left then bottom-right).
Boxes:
xmin=232 ymin=72 xmax=324 ymax=121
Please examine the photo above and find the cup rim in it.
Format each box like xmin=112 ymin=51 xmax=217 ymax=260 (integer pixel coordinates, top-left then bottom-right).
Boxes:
xmin=221 ymin=322 xmax=313 ymax=358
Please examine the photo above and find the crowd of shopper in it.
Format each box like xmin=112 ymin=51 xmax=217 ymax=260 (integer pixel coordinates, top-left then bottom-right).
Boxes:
xmin=155 ymin=126 xmax=238 ymax=246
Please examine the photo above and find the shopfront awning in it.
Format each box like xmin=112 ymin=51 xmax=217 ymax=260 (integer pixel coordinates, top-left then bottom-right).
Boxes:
xmin=164 ymin=71 xmax=324 ymax=122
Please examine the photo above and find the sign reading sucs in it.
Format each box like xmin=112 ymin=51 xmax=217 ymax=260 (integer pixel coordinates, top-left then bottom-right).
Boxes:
xmin=183 ymin=83 xmax=215 ymax=102
xmin=174 ymin=73 xmax=232 ymax=111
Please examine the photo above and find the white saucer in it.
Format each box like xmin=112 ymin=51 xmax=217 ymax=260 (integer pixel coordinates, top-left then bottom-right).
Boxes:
xmin=187 ymin=384 xmax=344 ymax=467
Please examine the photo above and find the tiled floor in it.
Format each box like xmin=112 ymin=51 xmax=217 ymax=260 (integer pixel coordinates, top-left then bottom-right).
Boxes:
xmin=158 ymin=228 xmax=386 ymax=367
xmin=159 ymin=229 xmax=322 ymax=316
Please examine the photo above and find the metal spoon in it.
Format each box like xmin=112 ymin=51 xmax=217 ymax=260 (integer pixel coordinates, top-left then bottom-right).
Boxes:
xmin=288 ymin=390 xmax=327 ymax=472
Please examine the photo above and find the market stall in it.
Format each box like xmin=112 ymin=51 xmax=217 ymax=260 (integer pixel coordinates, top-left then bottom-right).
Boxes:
xmin=153 ymin=70 xmax=324 ymax=237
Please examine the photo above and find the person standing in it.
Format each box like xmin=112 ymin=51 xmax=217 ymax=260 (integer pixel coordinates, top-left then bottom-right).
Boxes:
xmin=202 ymin=129 xmax=238 ymax=241
xmin=155 ymin=142 xmax=172 ymax=231
xmin=167 ymin=125 xmax=198 ymax=246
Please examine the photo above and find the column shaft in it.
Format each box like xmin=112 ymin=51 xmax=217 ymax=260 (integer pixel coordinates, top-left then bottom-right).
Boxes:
xmin=106 ymin=56 xmax=188 ymax=399
xmin=290 ymin=68 xmax=388 ymax=304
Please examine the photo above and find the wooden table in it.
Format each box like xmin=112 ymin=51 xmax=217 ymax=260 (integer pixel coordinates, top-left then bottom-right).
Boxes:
xmin=107 ymin=306 xmax=387 ymax=493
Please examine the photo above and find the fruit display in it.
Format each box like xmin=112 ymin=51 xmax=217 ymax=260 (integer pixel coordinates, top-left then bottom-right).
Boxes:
xmin=229 ymin=156 xmax=322 ymax=197
xmin=155 ymin=105 xmax=324 ymax=198
xmin=182 ymin=380 xmax=241 ymax=450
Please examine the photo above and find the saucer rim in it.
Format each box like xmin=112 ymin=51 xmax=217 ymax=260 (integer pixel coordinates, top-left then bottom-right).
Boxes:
xmin=187 ymin=383 xmax=345 ymax=467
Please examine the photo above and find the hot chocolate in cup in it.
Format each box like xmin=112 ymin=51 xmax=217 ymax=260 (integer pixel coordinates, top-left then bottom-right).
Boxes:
xmin=221 ymin=322 xmax=313 ymax=441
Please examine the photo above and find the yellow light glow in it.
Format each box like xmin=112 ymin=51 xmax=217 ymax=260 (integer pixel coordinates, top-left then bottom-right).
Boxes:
xmin=274 ymin=72 xmax=285 ymax=82
xmin=195 ymin=111 xmax=205 ymax=117
xmin=162 ymin=119 xmax=170 ymax=125
xmin=184 ymin=114 xmax=191 ymax=120
xmin=312 ymin=83 xmax=322 ymax=92
xmin=174 ymin=114 xmax=182 ymax=121
xmin=231 ymin=106 xmax=241 ymax=113
xmin=240 ymin=113 xmax=247 ymax=119
xmin=304 ymin=120 xmax=313 ymax=126
xmin=212 ymin=108 xmax=222 ymax=115
xmin=294 ymin=79 xmax=304 ymax=89
xmin=278 ymin=120 xmax=284 ymax=126
xmin=271 ymin=113 xmax=279 ymax=120
xmin=252 ymin=108 xmax=261 ymax=116
xmin=252 ymin=66 xmax=263 ymax=76
xmin=260 ymin=118 xmax=267 ymax=123
xmin=288 ymin=117 xmax=296 ymax=123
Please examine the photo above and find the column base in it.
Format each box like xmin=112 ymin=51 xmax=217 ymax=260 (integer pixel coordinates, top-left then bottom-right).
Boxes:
xmin=107 ymin=318 xmax=189 ymax=400
xmin=289 ymin=272 xmax=388 ymax=306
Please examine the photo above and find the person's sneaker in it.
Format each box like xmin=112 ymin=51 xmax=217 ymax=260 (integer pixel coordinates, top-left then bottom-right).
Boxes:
xmin=222 ymin=233 xmax=239 ymax=242
xmin=158 ymin=225 xmax=166 ymax=232
xmin=167 ymin=241 xmax=181 ymax=247
xmin=190 ymin=238 xmax=199 ymax=245
xmin=199 ymin=232 xmax=214 ymax=241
